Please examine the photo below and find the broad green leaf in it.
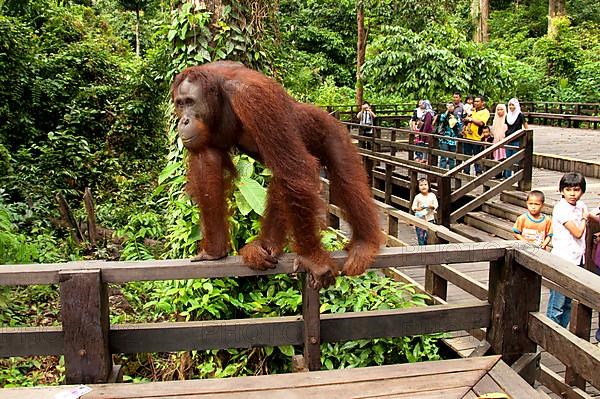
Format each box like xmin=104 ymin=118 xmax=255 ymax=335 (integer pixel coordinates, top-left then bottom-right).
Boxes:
xmin=237 ymin=177 xmax=266 ymax=216
xmin=278 ymin=345 xmax=294 ymax=357
xmin=234 ymin=191 xmax=252 ymax=216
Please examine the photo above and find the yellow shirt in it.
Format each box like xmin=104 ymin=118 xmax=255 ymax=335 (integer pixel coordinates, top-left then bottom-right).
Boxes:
xmin=465 ymin=108 xmax=490 ymax=141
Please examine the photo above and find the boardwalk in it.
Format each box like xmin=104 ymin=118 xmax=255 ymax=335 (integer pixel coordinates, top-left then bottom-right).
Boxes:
xmin=385 ymin=124 xmax=600 ymax=398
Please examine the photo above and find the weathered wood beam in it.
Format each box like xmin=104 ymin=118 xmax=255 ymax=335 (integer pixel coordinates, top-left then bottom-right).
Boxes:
xmin=0 ymin=242 xmax=509 ymax=286
xmin=528 ymin=312 xmax=600 ymax=389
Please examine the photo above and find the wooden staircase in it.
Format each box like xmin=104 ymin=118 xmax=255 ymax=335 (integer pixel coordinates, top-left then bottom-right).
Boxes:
xmin=451 ymin=191 xmax=556 ymax=242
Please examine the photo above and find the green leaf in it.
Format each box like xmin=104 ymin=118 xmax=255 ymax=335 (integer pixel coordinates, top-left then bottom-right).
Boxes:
xmin=158 ymin=162 xmax=182 ymax=184
xmin=234 ymin=191 xmax=253 ymax=216
xmin=237 ymin=177 xmax=266 ymax=216
xmin=278 ymin=345 xmax=294 ymax=357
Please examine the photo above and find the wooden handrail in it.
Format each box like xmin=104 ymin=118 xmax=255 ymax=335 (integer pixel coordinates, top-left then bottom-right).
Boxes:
xmin=444 ymin=129 xmax=529 ymax=177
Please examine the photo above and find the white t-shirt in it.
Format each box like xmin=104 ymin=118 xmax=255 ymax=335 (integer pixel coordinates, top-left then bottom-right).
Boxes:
xmin=551 ymin=198 xmax=588 ymax=264
xmin=412 ymin=192 xmax=438 ymax=222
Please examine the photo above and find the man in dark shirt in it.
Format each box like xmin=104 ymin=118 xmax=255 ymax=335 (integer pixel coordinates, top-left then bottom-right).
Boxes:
xmin=452 ymin=92 xmax=464 ymax=120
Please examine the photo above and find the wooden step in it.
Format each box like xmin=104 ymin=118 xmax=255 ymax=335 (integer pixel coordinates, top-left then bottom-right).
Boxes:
xmin=482 ymin=201 xmax=526 ymax=222
xmin=500 ymin=190 xmax=555 ymax=214
xmin=463 ymin=212 xmax=516 ymax=240
xmin=450 ymin=223 xmax=506 ymax=243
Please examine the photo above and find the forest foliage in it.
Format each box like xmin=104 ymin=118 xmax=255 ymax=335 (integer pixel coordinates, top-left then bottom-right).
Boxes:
xmin=0 ymin=0 xmax=599 ymax=386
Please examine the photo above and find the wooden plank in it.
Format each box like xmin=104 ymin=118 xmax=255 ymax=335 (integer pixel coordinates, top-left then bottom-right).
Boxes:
xmin=0 ymin=356 xmax=502 ymax=399
xmin=450 ymin=150 xmax=524 ymax=202
xmin=528 ymin=312 xmax=600 ymax=389
xmin=425 ymin=264 xmax=448 ymax=303
xmin=565 ymin=300 xmax=592 ymax=389
xmin=428 ymin=264 xmax=488 ymax=300
xmin=302 ymin=274 xmax=321 ymax=371
xmin=152 ymin=370 xmax=485 ymax=399
xmin=488 ymin=359 xmax=541 ymax=398
xmin=438 ymin=176 xmax=451 ymax=227
xmin=472 ymin=373 xmax=504 ymax=396
xmin=109 ymin=316 xmax=303 ymax=354
xmin=103 ymin=303 xmax=494 ymax=356
xmin=0 ymin=326 xmax=63 ymax=356
xmin=450 ymin=170 xmax=524 ymax=223
xmin=357 ymin=386 xmax=470 ymax=399
xmin=0 ymin=243 xmax=510 ymax=286
xmin=510 ymin=352 xmax=541 ymax=386
xmin=320 ymin=302 xmax=491 ymax=342
xmin=518 ymin=129 xmax=534 ymax=192
xmin=445 ymin=130 xmax=527 ymax=177
xmin=514 ymin=248 xmax=600 ymax=309
xmin=538 ymin=365 xmax=593 ymax=399
xmin=487 ymin=249 xmax=541 ymax=365
xmin=383 ymin=267 xmax=446 ymax=304
xmin=59 ymin=269 xmax=111 ymax=384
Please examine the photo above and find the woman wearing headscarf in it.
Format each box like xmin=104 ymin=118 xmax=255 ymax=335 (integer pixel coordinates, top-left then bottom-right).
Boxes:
xmin=415 ymin=100 xmax=435 ymax=163
xmin=491 ymin=104 xmax=507 ymax=162
xmin=505 ymin=98 xmax=528 ymax=177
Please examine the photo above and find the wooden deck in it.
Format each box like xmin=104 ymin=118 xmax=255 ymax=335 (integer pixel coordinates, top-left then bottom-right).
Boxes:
xmin=0 ymin=356 xmax=542 ymax=399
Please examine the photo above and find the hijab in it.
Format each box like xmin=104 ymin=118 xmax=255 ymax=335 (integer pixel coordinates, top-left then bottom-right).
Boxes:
xmin=492 ymin=104 xmax=508 ymax=141
xmin=506 ymin=98 xmax=521 ymax=125
xmin=423 ymin=100 xmax=435 ymax=117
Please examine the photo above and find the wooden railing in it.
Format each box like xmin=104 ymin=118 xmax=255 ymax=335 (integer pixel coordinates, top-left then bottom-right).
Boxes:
xmin=2 ymin=244 xmax=501 ymax=384
xmin=327 ymin=190 xmax=600 ymax=396
xmin=360 ymin=193 xmax=600 ymax=398
xmin=341 ymin=122 xmax=533 ymax=227
xmin=3 ymin=238 xmax=599 ymax=395
xmin=520 ymin=101 xmax=600 ymax=129
xmin=325 ymin=102 xmax=600 ymax=129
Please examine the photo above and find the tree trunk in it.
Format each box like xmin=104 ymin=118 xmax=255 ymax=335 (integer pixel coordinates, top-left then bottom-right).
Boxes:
xmin=480 ymin=0 xmax=489 ymax=43
xmin=356 ymin=1 xmax=366 ymax=108
xmin=548 ymin=0 xmax=566 ymax=35
xmin=472 ymin=0 xmax=488 ymax=43
xmin=135 ymin=9 xmax=140 ymax=56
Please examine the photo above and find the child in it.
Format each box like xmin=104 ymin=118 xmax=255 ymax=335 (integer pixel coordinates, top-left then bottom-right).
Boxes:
xmin=411 ymin=178 xmax=438 ymax=245
xmin=512 ymin=190 xmax=553 ymax=249
xmin=480 ymin=125 xmax=493 ymax=144
xmin=546 ymin=172 xmax=589 ymax=328
xmin=461 ymin=95 xmax=474 ymax=136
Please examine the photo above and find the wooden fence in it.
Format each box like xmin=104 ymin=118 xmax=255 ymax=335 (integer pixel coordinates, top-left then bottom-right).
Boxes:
xmin=326 ymin=102 xmax=600 ymax=129
xmin=2 ymin=239 xmax=600 ymax=395
xmin=328 ymin=187 xmax=600 ymax=396
xmin=342 ymin=122 xmax=533 ymax=227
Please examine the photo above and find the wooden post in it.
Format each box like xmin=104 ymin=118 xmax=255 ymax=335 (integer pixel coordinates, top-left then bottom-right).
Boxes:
xmin=487 ymin=249 xmax=541 ymax=365
xmin=518 ymin=130 xmax=533 ymax=192
xmin=424 ymin=231 xmax=447 ymax=305
xmin=388 ymin=214 xmax=398 ymax=239
xmin=374 ymin=126 xmax=382 ymax=154
xmin=408 ymin=131 xmax=415 ymax=162
xmin=302 ymin=274 xmax=321 ymax=371
xmin=409 ymin=170 xmax=418 ymax=209
xmin=83 ymin=187 xmax=98 ymax=247
xmin=429 ymin=135 xmax=439 ymax=167
xmin=60 ymin=269 xmax=111 ymax=384
xmin=384 ymin=164 xmax=393 ymax=204
xmin=390 ymin=130 xmax=397 ymax=157
xmin=437 ymin=176 xmax=451 ymax=228
xmin=564 ymin=300 xmax=591 ymax=389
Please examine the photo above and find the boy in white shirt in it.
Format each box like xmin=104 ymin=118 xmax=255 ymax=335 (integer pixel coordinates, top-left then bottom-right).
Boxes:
xmin=546 ymin=172 xmax=589 ymax=327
